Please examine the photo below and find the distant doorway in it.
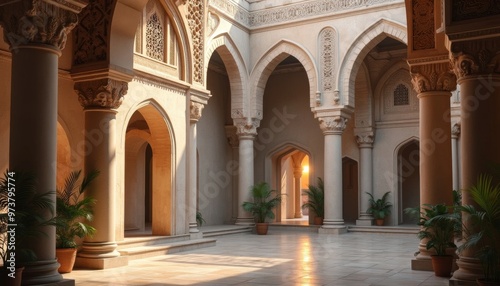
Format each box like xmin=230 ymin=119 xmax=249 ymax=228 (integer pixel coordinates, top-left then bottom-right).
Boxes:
xmin=397 ymin=140 xmax=420 ymax=225
xmin=342 ymin=158 xmax=359 ymax=224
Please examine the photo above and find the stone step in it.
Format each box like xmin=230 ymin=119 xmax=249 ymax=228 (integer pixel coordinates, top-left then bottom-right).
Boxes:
xmin=347 ymin=225 xmax=419 ymax=234
xmin=269 ymin=224 xmax=321 ymax=232
xmin=200 ymin=225 xmax=253 ymax=237
xmin=118 ymin=234 xmax=190 ymax=250
xmin=119 ymin=238 xmax=216 ymax=261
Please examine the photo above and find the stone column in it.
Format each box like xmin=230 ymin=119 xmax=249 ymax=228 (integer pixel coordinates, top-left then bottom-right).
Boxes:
xmin=225 ymin=125 xmax=239 ymax=223
xmin=234 ymin=119 xmax=259 ymax=225
xmin=293 ymin=168 xmax=303 ymax=218
xmin=73 ymin=78 xmax=128 ymax=269
xmin=188 ymin=102 xmax=203 ymax=236
xmin=451 ymin=122 xmax=461 ymax=192
xmin=318 ymin=116 xmax=347 ymax=234
xmin=355 ymin=131 xmax=374 ymax=226
xmin=1 ymin=1 xmax=86 ymax=284
xmin=449 ymin=38 xmax=500 ymax=282
xmin=408 ymin=58 xmax=456 ymax=270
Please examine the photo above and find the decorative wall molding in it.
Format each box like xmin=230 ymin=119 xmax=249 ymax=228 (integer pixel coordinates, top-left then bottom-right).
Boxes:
xmin=0 ymin=0 xmax=86 ymax=50
xmin=133 ymin=73 xmax=187 ymax=96
xmin=75 ymin=78 xmax=128 ymax=109
xmin=209 ymin=0 xmax=401 ymax=28
xmin=319 ymin=27 xmax=336 ymax=95
xmin=187 ymin=0 xmax=205 ymax=84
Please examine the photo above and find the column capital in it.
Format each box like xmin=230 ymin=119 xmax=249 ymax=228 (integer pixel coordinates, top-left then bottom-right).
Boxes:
xmin=408 ymin=57 xmax=457 ymax=93
xmin=74 ymin=78 xmax=128 ymax=109
xmin=318 ymin=116 xmax=347 ymax=135
xmin=190 ymin=101 xmax=204 ymax=123
xmin=452 ymin=122 xmax=461 ymax=139
xmin=449 ymin=38 xmax=500 ymax=81
xmin=293 ymin=167 xmax=302 ymax=179
xmin=355 ymin=131 xmax=375 ymax=148
xmin=224 ymin=125 xmax=239 ymax=148
xmin=0 ymin=0 xmax=87 ymax=51
xmin=234 ymin=118 xmax=259 ymax=139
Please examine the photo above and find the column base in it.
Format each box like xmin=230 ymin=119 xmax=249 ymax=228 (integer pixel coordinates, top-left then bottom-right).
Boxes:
xmin=411 ymin=258 xmax=433 ymax=271
xmin=21 ymin=259 xmax=63 ymax=285
xmin=356 ymin=219 xmax=373 ymax=226
xmin=448 ymin=277 xmax=478 ymax=286
xmin=318 ymin=225 xmax=347 ymax=235
xmin=190 ymin=232 xmax=204 ymax=239
xmin=74 ymin=256 xmax=128 ymax=270
xmin=452 ymin=256 xmax=483 ymax=282
xmin=235 ymin=217 xmax=255 ymax=225
xmin=78 ymin=242 xmax=120 ymax=259
xmin=189 ymin=222 xmax=200 ymax=233
xmin=294 ymin=213 xmax=303 ymax=218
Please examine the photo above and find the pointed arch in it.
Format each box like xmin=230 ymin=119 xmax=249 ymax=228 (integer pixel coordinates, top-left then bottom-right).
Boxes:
xmin=338 ymin=18 xmax=407 ymax=107
xmin=250 ymin=40 xmax=319 ymax=119
xmin=206 ymin=33 xmax=249 ymax=119
xmin=394 ymin=137 xmax=420 ymax=225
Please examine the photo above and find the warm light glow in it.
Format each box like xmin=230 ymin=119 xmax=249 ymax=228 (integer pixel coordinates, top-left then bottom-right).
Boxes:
xmin=302 ymin=165 xmax=309 ymax=173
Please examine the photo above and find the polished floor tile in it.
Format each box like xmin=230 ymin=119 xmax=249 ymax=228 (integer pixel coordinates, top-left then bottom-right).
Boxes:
xmin=63 ymin=230 xmax=450 ymax=285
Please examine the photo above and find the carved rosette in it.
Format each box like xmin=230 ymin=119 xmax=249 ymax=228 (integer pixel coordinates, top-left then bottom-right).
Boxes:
xmin=409 ymin=59 xmax=457 ymax=93
xmin=450 ymin=39 xmax=500 ymax=81
xmin=355 ymin=132 xmax=375 ymax=148
xmin=190 ymin=102 xmax=204 ymax=123
xmin=234 ymin=118 xmax=259 ymax=138
xmin=75 ymin=78 xmax=128 ymax=109
xmin=452 ymin=122 xmax=461 ymax=139
xmin=318 ymin=116 xmax=347 ymax=135
xmin=0 ymin=0 xmax=87 ymax=51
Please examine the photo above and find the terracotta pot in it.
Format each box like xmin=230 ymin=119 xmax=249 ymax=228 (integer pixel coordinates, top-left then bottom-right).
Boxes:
xmin=374 ymin=219 xmax=384 ymax=226
xmin=314 ymin=217 xmax=323 ymax=225
xmin=0 ymin=266 xmax=24 ymax=286
xmin=56 ymin=248 xmax=77 ymax=273
xmin=431 ymin=255 xmax=453 ymax=277
xmin=255 ymin=222 xmax=269 ymax=235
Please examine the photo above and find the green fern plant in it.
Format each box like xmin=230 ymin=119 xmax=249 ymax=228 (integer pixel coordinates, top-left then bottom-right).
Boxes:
xmin=302 ymin=177 xmax=324 ymax=218
xmin=242 ymin=182 xmax=283 ymax=223
xmin=366 ymin=191 xmax=392 ymax=219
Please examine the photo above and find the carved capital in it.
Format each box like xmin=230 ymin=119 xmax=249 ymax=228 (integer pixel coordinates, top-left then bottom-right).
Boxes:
xmin=355 ymin=132 xmax=375 ymax=147
xmin=75 ymin=78 xmax=128 ymax=109
xmin=0 ymin=0 xmax=87 ymax=50
xmin=224 ymin=125 xmax=239 ymax=148
xmin=190 ymin=102 xmax=204 ymax=122
xmin=319 ymin=116 xmax=347 ymax=135
xmin=452 ymin=122 xmax=461 ymax=139
xmin=234 ymin=118 xmax=259 ymax=138
xmin=450 ymin=38 xmax=500 ymax=80
xmin=409 ymin=59 xmax=457 ymax=93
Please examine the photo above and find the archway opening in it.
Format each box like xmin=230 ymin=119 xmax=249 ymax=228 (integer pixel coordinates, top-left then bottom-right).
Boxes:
xmin=398 ymin=140 xmax=420 ymax=225
xmin=124 ymin=105 xmax=172 ymax=236
xmin=56 ymin=122 xmax=72 ymax=189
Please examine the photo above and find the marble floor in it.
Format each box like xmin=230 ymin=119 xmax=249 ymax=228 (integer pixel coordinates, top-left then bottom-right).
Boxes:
xmin=63 ymin=229 xmax=450 ymax=285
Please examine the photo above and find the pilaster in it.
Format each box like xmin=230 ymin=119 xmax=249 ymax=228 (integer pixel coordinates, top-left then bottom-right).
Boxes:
xmin=188 ymin=101 xmax=204 ymax=236
xmin=355 ymin=130 xmax=374 ymax=226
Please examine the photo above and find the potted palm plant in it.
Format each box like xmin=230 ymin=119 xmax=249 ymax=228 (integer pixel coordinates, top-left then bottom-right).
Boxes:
xmin=459 ymin=174 xmax=500 ymax=285
xmin=417 ymin=203 xmax=457 ymax=277
xmin=366 ymin=191 xmax=392 ymax=226
xmin=55 ymin=170 xmax=98 ymax=273
xmin=0 ymin=170 xmax=55 ymax=286
xmin=302 ymin=177 xmax=324 ymax=225
xmin=242 ymin=182 xmax=283 ymax=235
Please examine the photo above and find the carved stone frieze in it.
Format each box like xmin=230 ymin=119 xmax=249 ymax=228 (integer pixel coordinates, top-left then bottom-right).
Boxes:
xmin=75 ymin=78 xmax=128 ymax=109
xmin=190 ymin=101 xmax=204 ymax=122
xmin=0 ymin=0 xmax=87 ymax=50
xmin=187 ymin=0 xmax=204 ymax=84
xmin=73 ymin=0 xmax=113 ymax=66
xmin=355 ymin=132 xmax=375 ymax=147
xmin=449 ymin=38 xmax=500 ymax=80
xmin=411 ymin=0 xmax=434 ymax=51
xmin=234 ymin=118 xmax=259 ymax=137
xmin=409 ymin=59 xmax=457 ymax=93
xmin=320 ymin=27 xmax=336 ymax=93
xmin=318 ymin=116 xmax=347 ymax=135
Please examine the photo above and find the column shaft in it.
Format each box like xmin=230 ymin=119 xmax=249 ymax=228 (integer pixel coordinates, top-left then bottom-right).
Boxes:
xmin=236 ymin=136 xmax=255 ymax=224
xmin=9 ymin=46 xmax=63 ymax=284
xmin=323 ymin=133 xmax=344 ymax=226
xmin=357 ymin=146 xmax=373 ymax=225
xmin=451 ymin=126 xmax=460 ymax=192
xmin=293 ymin=170 xmax=302 ymax=218
xmin=188 ymin=122 xmax=199 ymax=233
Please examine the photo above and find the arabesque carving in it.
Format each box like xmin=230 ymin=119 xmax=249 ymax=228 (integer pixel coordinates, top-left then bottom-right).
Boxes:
xmin=409 ymin=59 xmax=457 ymax=93
xmin=0 ymin=0 xmax=86 ymax=50
xmin=450 ymin=39 xmax=500 ymax=80
xmin=187 ymin=0 xmax=204 ymax=84
xmin=355 ymin=132 xmax=375 ymax=147
xmin=451 ymin=0 xmax=500 ymax=22
xmin=319 ymin=116 xmax=347 ymax=134
xmin=411 ymin=0 xmax=434 ymax=51
xmin=234 ymin=118 xmax=259 ymax=137
xmin=75 ymin=78 xmax=128 ymax=109
xmin=320 ymin=27 xmax=336 ymax=94
xmin=190 ymin=102 xmax=204 ymax=122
